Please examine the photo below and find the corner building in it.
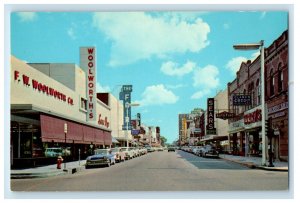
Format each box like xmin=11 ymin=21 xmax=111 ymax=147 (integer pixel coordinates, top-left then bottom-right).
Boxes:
xmin=10 ymin=56 xmax=112 ymax=168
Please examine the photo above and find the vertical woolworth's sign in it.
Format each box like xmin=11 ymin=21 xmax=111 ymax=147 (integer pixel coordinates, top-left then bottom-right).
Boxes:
xmin=80 ymin=47 xmax=96 ymax=121
xmin=119 ymin=85 xmax=133 ymax=130
xmin=206 ymin=98 xmax=216 ymax=135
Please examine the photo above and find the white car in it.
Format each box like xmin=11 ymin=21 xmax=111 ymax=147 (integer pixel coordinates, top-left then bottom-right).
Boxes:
xmin=111 ymin=147 xmax=125 ymax=162
xmin=121 ymin=147 xmax=134 ymax=160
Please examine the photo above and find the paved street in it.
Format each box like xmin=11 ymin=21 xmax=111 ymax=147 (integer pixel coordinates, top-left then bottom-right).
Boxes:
xmin=11 ymin=150 xmax=288 ymax=192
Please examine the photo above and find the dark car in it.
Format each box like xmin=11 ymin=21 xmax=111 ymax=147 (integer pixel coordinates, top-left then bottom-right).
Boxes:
xmin=85 ymin=149 xmax=116 ymax=168
xmin=167 ymin=146 xmax=176 ymax=152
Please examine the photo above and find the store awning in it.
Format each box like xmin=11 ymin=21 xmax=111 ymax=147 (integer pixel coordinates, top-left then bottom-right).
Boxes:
xmin=200 ymin=135 xmax=229 ymax=142
xmin=40 ymin=114 xmax=108 ymax=145
xmin=112 ymin=137 xmax=119 ymax=144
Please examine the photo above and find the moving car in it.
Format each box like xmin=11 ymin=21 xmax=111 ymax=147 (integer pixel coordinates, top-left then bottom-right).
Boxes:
xmin=85 ymin=149 xmax=116 ymax=168
xmin=167 ymin=146 xmax=176 ymax=152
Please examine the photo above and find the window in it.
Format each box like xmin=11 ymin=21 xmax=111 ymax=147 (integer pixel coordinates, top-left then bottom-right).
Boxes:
xmin=278 ymin=63 xmax=283 ymax=92
xmin=256 ymin=79 xmax=261 ymax=105
xmin=270 ymin=69 xmax=274 ymax=96
xmin=80 ymin=97 xmax=87 ymax=111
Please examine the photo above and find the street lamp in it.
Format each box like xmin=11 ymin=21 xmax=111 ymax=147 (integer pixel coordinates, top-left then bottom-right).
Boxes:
xmin=125 ymin=102 xmax=140 ymax=147
xmin=233 ymin=40 xmax=267 ymax=166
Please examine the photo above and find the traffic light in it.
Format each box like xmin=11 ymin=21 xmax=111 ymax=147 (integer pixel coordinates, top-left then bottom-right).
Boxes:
xmin=265 ymin=119 xmax=268 ymax=136
xmin=265 ymin=117 xmax=273 ymax=137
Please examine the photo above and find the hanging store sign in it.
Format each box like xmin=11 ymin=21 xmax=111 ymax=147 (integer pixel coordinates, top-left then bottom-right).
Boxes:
xmin=206 ymin=98 xmax=216 ymax=135
xmin=80 ymin=47 xmax=97 ymax=121
xmin=233 ymin=94 xmax=252 ymax=106
xmin=119 ymin=85 xmax=133 ymax=130
xmin=216 ymin=111 xmax=235 ymax=120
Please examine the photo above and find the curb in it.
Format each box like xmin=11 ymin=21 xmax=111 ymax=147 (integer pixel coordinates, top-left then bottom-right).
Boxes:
xmin=221 ymin=158 xmax=288 ymax=171
xmin=11 ymin=166 xmax=86 ymax=179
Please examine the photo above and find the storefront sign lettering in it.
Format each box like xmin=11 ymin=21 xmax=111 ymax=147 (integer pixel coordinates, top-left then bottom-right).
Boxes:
xmin=268 ymin=102 xmax=288 ymax=114
xmin=244 ymin=109 xmax=262 ymax=125
xmin=216 ymin=111 xmax=235 ymax=120
xmin=14 ymin=70 xmax=74 ymax=105
xmin=80 ymin=47 xmax=97 ymax=121
xmin=206 ymin=98 xmax=216 ymax=134
xmin=98 ymin=114 xmax=109 ymax=128
xmin=233 ymin=94 xmax=252 ymax=106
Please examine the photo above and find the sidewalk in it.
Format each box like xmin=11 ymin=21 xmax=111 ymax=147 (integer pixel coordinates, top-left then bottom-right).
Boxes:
xmin=11 ymin=160 xmax=86 ymax=179
xmin=219 ymin=154 xmax=288 ymax=171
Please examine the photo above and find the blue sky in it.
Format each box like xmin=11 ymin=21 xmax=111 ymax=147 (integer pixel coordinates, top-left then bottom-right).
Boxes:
xmin=11 ymin=11 xmax=288 ymax=143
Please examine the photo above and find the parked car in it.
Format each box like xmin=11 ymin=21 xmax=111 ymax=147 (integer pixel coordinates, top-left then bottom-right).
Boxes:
xmin=111 ymin=147 xmax=125 ymax=162
xmin=146 ymin=146 xmax=155 ymax=153
xmin=167 ymin=146 xmax=176 ymax=152
xmin=85 ymin=149 xmax=116 ymax=168
xmin=121 ymin=147 xmax=134 ymax=160
xmin=200 ymin=145 xmax=219 ymax=158
xmin=44 ymin=147 xmax=63 ymax=157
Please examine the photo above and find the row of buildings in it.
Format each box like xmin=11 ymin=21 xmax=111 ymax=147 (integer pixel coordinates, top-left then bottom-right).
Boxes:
xmin=10 ymin=48 xmax=161 ymax=168
xmin=178 ymin=30 xmax=289 ymax=162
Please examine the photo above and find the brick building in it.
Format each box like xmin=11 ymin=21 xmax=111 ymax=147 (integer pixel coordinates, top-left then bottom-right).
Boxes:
xmin=265 ymin=30 xmax=288 ymax=161
xmin=228 ymin=30 xmax=288 ymax=161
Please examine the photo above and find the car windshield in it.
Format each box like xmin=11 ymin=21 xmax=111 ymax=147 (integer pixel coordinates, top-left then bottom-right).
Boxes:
xmin=94 ymin=149 xmax=108 ymax=155
xmin=111 ymin=148 xmax=118 ymax=152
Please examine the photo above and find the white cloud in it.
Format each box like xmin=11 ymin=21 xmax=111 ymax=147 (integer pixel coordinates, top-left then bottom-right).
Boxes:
xmin=93 ymin=12 xmax=210 ymax=67
xmin=137 ymin=84 xmax=179 ymax=106
xmin=17 ymin=12 xmax=37 ymax=22
xmin=193 ymin=65 xmax=220 ymax=89
xmin=161 ymin=61 xmax=196 ymax=77
xmin=96 ymin=83 xmax=111 ymax=93
xmin=251 ymin=51 xmax=260 ymax=60
xmin=225 ymin=56 xmax=248 ymax=75
xmin=191 ymin=89 xmax=210 ymax=99
xmin=226 ymin=52 xmax=260 ymax=75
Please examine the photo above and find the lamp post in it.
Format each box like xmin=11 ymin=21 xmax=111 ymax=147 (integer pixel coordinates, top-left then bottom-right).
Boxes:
xmin=233 ymin=40 xmax=266 ymax=166
xmin=64 ymin=123 xmax=68 ymax=170
xmin=125 ymin=102 xmax=140 ymax=147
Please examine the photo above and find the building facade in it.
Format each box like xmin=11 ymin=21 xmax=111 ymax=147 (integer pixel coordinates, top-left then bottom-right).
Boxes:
xmin=265 ymin=30 xmax=288 ymax=161
xmin=227 ymin=30 xmax=288 ymax=160
xmin=11 ymin=56 xmax=112 ymax=168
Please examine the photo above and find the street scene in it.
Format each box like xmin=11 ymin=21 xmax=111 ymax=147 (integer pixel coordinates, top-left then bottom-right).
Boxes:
xmin=7 ymin=9 xmax=291 ymax=197
xmin=11 ymin=149 xmax=288 ymax=191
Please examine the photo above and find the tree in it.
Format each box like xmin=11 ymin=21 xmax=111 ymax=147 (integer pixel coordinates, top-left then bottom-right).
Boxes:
xmin=160 ymin=136 xmax=167 ymax=146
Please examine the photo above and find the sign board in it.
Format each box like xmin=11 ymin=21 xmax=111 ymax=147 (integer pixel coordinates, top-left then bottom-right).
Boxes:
xmin=64 ymin=123 xmax=68 ymax=133
xmin=216 ymin=111 xmax=235 ymax=120
xmin=206 ymin=98 xmax=215 ymax=130
xmin=206 ymin=129 xmax=217 ymax=135
xmin=131 ymin=129 xmax=140 ymax=135
xmin=120 ymin=85 xmax=133 ymax=130
xmin=233 ymin=94 xmax=252 ymax=106
xmin=80 ymin=47 xmax=97 ymax=121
